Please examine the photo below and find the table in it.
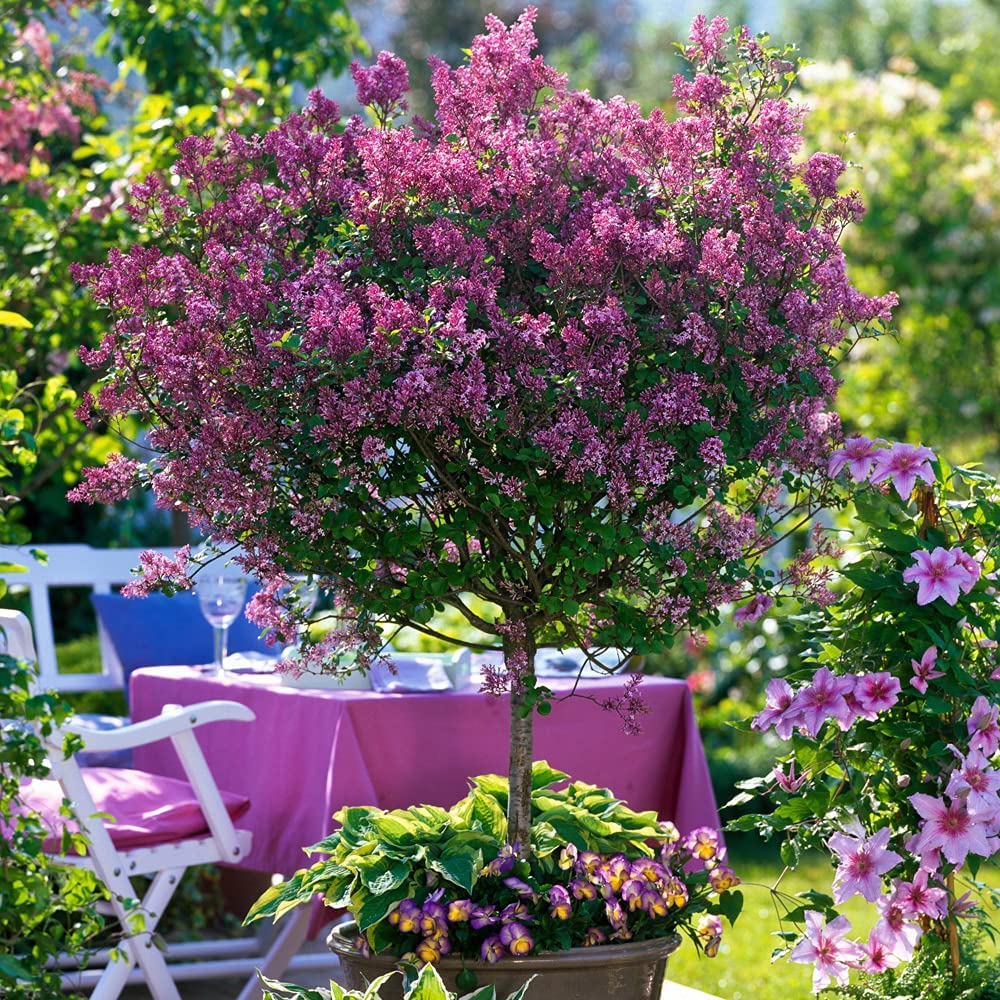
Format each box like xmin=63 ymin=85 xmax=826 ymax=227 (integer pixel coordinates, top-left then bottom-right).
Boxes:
xmin=130 ymin=667 xmax=720 ymax=879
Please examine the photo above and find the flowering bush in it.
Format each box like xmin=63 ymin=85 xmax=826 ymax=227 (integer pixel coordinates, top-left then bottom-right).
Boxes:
xmin=71 ymin=7 xmax=894 ymax=849
xmin=248 ymin=763 xmax=740 ymax=981
xmin=739 ymin=444 xmax=1000 ymax=992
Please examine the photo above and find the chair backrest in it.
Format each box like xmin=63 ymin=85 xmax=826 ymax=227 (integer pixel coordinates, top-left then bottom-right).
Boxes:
xmin=0 ymin=545 xmax=268 ymax=695
xmin=0 ymin=607 xmax=37 ymax=662
xmin=0 ymin=545 xmax=176 ymax=692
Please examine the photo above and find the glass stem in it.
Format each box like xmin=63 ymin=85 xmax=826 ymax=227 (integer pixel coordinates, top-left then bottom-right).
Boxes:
xmin=214 ymin=625 xmax=229 ymax=672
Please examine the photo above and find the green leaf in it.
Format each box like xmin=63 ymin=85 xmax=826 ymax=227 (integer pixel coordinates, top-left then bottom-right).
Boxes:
xmin=0 ymin=310 xmax=31 ymax=329
xmin=403 ymin=962 xmax=450 ymax=1000
xmin=502 ymin=977 xmax=537 ymax=1000
xmin=715 ymin=888 xmax=744 ymax=924
xmin=354 ymin=882 xmax=408 ymax=931
xmin=428 ymin=848 xmax=482 ymax=893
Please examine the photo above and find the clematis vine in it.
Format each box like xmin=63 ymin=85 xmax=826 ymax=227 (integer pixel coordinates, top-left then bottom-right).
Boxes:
xmin=746 ymin=463 xmax=1000 ymax=990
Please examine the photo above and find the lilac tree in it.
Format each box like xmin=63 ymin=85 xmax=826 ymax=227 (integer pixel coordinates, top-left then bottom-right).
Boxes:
xmin=73 ymin=12 xmax=893 ymax=848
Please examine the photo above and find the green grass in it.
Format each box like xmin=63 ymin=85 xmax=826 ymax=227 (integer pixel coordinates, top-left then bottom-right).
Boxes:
xmin=667 ymin=842 xmax=999 ymax=1000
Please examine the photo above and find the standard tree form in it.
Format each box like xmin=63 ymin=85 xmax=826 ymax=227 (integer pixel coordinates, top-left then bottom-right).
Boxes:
xmin=73 ymin=13 xmax=894 ymax=848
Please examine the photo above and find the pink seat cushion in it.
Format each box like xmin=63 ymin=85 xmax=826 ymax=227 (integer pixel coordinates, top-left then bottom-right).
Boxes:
xmin=18 ymin=767 xmax=251 ymax=852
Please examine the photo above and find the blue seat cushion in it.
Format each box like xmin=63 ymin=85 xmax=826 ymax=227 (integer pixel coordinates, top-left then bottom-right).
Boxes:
xmin=90 ymin=590 xmax=273 ymax=695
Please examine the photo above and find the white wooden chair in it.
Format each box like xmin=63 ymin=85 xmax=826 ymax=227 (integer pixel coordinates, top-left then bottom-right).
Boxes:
xmin=1 ymin=608 xmax=263 ymax=999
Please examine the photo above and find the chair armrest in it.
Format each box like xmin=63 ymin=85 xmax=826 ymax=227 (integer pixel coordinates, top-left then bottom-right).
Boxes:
xmin=58 ymin=700 xmax=255 ymax=752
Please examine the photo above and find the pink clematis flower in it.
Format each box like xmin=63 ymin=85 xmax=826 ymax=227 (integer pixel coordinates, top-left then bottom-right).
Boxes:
xmin=870 ymin=442 xmax=936 ymax=499
xmin=874 ymin=892 xmax=923 ymax=961
xmin=828 ymin=825 xmax=903 ymax=903
xmin=910 ymin=645 xmax=943 ymax=693
xmin=902 ymin=548 xmax=972 ymax=606
xmin=773 ymin=761 xmax=808 ymax=793
xmin=752 ymin=678 xmax=801 ymax=739
xmin=946 ymin=746 xmax=1000 ymax=821
xmin=733 ymin=592 xmax=773 ymax=626
xmin=828 ymin=435 xmax=883 ymax=481
xmin=909 ymin=792 xmax=993 ymax=866
xmin=857 ymin=927 xmax=902 ymax=974
xmin=854 ymin=671 xmax=902 ymax=715
xmin=892 ymin=870 xmax=948 ymax=920
xmin=788 ymin=910 xmax=858 ymax=991
xmin=967 ymin=696 xmax=1000 ymax=757
xmin=793 ymin=667 xmax=856 ymax=737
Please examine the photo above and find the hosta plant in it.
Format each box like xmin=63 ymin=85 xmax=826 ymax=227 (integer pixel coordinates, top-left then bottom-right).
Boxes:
xmin=247 ymin=763 xmax=741 ymax=968
xmin=260 ymin=961 xmax=533 ymax=1000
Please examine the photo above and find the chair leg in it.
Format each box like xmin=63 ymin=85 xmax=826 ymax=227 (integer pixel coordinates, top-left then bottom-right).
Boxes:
xmin=93 ymin=866 xmax=186 ymax=1000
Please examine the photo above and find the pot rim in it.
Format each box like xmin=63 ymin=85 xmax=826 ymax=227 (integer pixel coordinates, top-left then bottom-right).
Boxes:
xmin=327 ymin=916 xmax=682 ymax=968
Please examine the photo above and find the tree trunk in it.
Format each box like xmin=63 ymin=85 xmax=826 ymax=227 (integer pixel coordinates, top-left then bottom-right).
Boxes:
xmin=504 ymin=627 xmax=536 ymax=853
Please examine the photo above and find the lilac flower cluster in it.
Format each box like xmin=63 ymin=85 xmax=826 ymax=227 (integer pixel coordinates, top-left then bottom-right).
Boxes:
xmin=370 ymin=832 xmax=736 ymax=966
xmin=71 ymin=12 xmax=894 ymax=676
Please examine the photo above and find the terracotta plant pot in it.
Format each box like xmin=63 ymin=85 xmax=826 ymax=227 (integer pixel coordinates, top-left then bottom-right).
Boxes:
xmin=327 ymin=919 xmax=682 ymax=1000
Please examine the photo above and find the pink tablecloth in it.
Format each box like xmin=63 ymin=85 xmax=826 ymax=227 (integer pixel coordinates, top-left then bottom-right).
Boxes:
xmin=130 ymin=667 xmax=719 ymax=879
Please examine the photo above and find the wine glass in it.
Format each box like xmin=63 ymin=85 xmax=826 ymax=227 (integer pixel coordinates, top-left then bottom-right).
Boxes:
xmin=197 ymin=575 xmax=247 ymax=674
xmin=278 ymin=576 xmax=320 ymax=660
